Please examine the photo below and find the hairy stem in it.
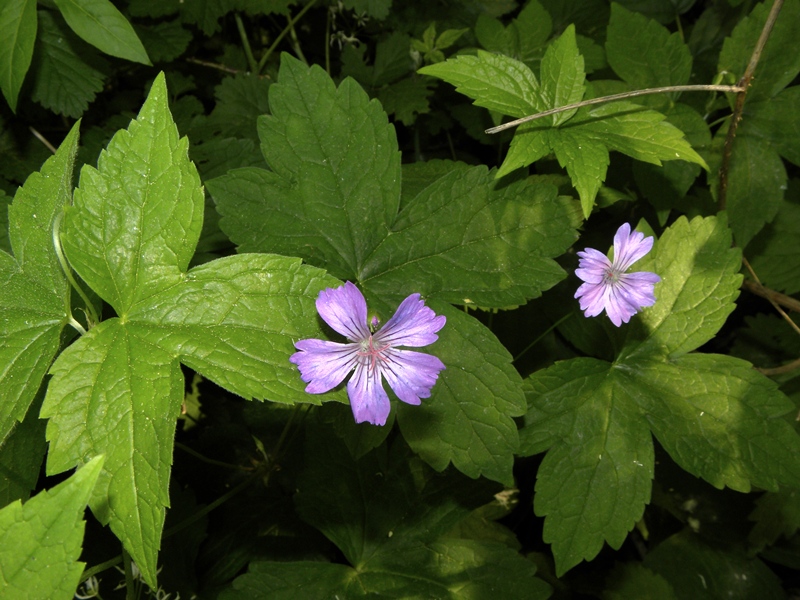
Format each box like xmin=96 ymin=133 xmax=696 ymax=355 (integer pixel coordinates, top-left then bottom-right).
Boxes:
xmin=52 ymin=211 xmax=99 ymax=331
xmin=485 ymin=84 xmax=744 ymax=134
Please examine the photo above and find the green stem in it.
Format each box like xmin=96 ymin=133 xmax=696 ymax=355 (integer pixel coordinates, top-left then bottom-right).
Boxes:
xmin=52 ymin=210 xmax=99 ymax=330
xmin=513 ymin=313 xmax=572 ymax=363
xmin=81 ymin=556 xmax=123 ymax=583
xmin=288 ymin=18 xmax=308 ymax=64
xmin=257 ymin=0 xmax=318 ymax=71
xmin=175 ymin=441 xmax=252 ymax=471
xmin=122 ymin=548 xmax=135 ymax=600
xmin=235 ymin=13 xmax=259 ymax=73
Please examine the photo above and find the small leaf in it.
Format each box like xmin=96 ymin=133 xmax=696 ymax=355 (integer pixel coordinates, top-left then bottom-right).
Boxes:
xmin=539 ymin=25 xmax=585 ymax=125
xmin=475 ymin=0 xmax=551 ymax=65
xmin=135 ymin=19 xmax=191 ymax=63
xmin=0 ymin=456 xmax=103 ymax=600
xmin=28 ymin=11 xmax=108 ymax=118
xmin=0 ymin=0 xmax=37 ymax=112
xmin=419 ymin=51 xmax=544 ymax=118
xmin=606 ymin=3 xmax=692 ymax=95
xmin=0 ymin=122 xmax=79 ymax=445
xmin=342 ymin=0 xmax=392 ymax=20
xmin=748 ymin=489 xmax=800 ymax=551
xmin=0 ymin=393 xmax=47 ymax=505
xmin=53 ymin=0 xmax=151 ymax=64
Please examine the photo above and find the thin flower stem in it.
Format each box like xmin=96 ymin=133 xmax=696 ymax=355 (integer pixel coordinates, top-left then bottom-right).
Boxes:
xmin=288 ymin=18 xmax=309 ymax=65
xmin=81 ymin=555 xmax=123 ymax=583
xmin=235 ymin=13 xmax=259 ymax=73
xmin=122 ymin=548 xmax=135 ymax=600
xmin=742 ymin=258 xmax=800 ymax=336
xmin=325 ymin=5 xmax=332 ymax=75
xmin=186 ymin=57 xmax=244 ymax=76
xmin=29 ymin=127 xmax=56 ymax=154
xmin=513 ymin=313 xmax=572 ymax=363
xmin=718 ymin=0 xmax=784 ymax=210
xmin=484 ymin=84 xmax=745 ymax=134
xmin=52 ymin=211 xmax=99 ymax=330
xmin=257 ymin=0 xmax=319 ymax=72
xmin=174 ymin=441 xmax=253 ymax=471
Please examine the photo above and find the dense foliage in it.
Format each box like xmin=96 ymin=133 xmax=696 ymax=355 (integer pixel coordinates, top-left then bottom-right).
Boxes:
xmin=1 ymin=0 xmax=799 ymax=598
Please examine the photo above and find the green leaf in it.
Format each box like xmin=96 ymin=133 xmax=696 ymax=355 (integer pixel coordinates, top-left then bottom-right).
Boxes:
xmin=748 ymin=489 xmax=800 ymax=551
xmin=0 ymin=393 xmax=47 ymax=505
xmin=52 ymin=0 xmax=151 ymax=64
xmin=741 ymin=87 xmax=800 ymax=167
xmin=42 ymin=73 xmax=344 ymax=586
xmin=604 ymin=563 xmax=677 ymax=600
xmin=622 ymin=214 xmax=742 ymax=360
xmin=221 ymin=430 xmax=550 ymax=599
xmin=342 ymin=0 xmax=392 ymax=20
xmin=418 ymin=50 xmax=545 ymax=118
xmin=0 ymin=456 xmax=103 ymax=600
xmin=135 ymin=19 xmax=192 ymax=63
xmin=28 ymin=11 xmax=107 ymax=118
xmin=747 ymin=192 xmax=800 ymax=295
xmin=360 ymin=168 xmax=578 ymax=308
xmin=423 ymin=31 xmax=705 ymax=216
xmin=0 ymin=123 xmax=79 ymax=446
xmin=644 ymin=530 xmax=786 ymax=599
xmin=718 ymin=0 xmax=800 ymax=102
xmin=63 ymin=74 xmax=204 ymax=316
xmin=712 ymin=133 xmax=786 ymax=249
xmin=521 ymin=359 xmax=654 ymax=576
xmin=630 ymin=354 xmax=800 ymax=493
xmin=209 ymin=54 xmax=573 ymax=484
xmin=398 ymin=304 xmax=527 ymax=486
xmin=376 ymin=78 xmax=434 ymax=126
xmin=606 ymin=3 xmax=692 ymax=96
xmin=475 ymin=0 xmax=552 ymax=65
xmin=210 ymin=57 xmax=400 ymax=280
xmin=539 ymin=26 xmax=585 ymax=126
xmin=0 ymin=0 xmax=37 ymax=112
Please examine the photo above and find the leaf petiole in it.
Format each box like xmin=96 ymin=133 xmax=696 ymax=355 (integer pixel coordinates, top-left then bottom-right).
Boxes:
xmin=52 ymin=210 xmax=99 ymax=332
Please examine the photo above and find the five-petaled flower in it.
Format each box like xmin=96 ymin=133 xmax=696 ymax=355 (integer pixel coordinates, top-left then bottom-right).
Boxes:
xmin=290 ymin=282 xmax=446 ymax=426
xmin=574 ymin=223 xmax=661 ymax=327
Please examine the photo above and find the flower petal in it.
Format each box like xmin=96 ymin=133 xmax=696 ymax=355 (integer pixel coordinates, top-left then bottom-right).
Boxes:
xmin=347 ymin=364 xmax=391 ymax=426
xmin=316 ymin=282 xmax=370 ymax=341
xmin=576 ymin=248 xmax=613 ymax=284
xmin=375 ymin=293 xmax=446 ymax=347
xmin=575 ymin=280 xmax=610 ymax=318
xmin=381 ymin=348 xmax=446 ymax=406
xmin=613 ymin=223 xmax=654 ymax=271
xmin=290 ymin=339 xmax=358 ymax=393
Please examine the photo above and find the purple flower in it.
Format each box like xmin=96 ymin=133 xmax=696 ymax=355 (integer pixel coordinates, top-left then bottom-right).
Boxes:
xmin=290 ymin=282 xmax=446 ymax=426
xmin=574 ymin=223 xmax=661 ymax=327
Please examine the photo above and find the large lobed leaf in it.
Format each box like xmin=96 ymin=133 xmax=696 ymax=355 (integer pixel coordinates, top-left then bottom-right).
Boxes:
xmin=0 ymin=456 xmax=103 ymax=599
xmin=41 ymin=72 xmax=344 ymax=587
xmin=421 ymin=26 xmax=705 ymax=217
xmin=208 ymin=54 xmax=579 ymax=484
xmin=0 ymin=123 xmax=79 ymax=446
xmin=219 ymin=430 xmax=551 ymax=599
xmin=520 ymin=215 xmax=800 ymax=575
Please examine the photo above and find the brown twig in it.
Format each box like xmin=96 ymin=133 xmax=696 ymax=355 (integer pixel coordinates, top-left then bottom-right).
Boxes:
xmin=484 ymin=84 xmax=744 ymax=134
xmin=186 ymin=57 xmax=245 ymax=75
xmin=756 ymin=356 xmax=800 ymax=377
xmin=717 ymin=0 xmax=785 ymax=210
xmin=29 ymin=127 xmax=57 ymax=154
xmin=742 ymin=279 xmax=800 ymax=314
xmin=742 ymin=257 xmax=800 ymax=334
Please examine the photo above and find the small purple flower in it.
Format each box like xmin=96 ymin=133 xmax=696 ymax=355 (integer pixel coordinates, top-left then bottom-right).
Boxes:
xmin=574 ymin=223 xmax=661 ymax=327
xmin=290 ymin=282 xmax=446 ymax=426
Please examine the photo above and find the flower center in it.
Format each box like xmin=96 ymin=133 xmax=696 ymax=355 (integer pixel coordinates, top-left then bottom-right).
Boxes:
xmin=357 ymin=335 xmax=388 ymax=373
xmin=603 ymin=266 xmax=623 ymax=285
